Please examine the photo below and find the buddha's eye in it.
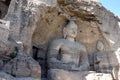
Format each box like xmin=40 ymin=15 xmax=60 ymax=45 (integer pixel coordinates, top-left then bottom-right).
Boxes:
xmin=80 ymin=30 xmax=82 ymax=32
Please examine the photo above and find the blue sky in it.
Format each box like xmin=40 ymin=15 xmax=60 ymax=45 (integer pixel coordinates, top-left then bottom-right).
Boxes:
xmin=99 ymin=0 xmax=120 ymax=17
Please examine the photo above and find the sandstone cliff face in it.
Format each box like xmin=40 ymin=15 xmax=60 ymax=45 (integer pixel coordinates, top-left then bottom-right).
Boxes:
xmin=0 ymin=0 xmax=120 ymax=80
xmin=5 ymin=0 xmax=120 ymax=53
xmin=5 ymin=0 xmax=120 ymax=63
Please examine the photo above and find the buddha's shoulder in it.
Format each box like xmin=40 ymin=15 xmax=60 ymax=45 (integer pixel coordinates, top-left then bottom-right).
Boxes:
xmin=51 ymin=39 xmax=66 ymax=44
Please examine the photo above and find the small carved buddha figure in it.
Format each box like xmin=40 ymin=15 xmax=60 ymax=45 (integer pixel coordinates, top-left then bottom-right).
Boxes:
xmin=93 ymin=40 xmax=119 ymax=80
xmin=47 ymin=20 xmax=89 ymax=80
xmin=16 ymin=41 xmax=24 ymax=54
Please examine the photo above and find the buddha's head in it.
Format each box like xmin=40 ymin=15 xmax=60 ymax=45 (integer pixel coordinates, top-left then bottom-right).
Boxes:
xmin=63 ymin=20 xmax=78 ymax=39
xmin=96 ymin=40 xmax=105 ymax=51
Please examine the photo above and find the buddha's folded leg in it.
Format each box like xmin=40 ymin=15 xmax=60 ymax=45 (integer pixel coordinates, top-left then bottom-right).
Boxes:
xmin=47 ymin=69 xmax=89 ymax=80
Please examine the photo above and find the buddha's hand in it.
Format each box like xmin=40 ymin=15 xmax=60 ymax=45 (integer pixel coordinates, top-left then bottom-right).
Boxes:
xmin=96 ymin=56 xmax=102 ymax=62
xmin=71 ymin=65 xmax=81 ymax=71
xmin=71 ymin=64 xmax=89 ymax=71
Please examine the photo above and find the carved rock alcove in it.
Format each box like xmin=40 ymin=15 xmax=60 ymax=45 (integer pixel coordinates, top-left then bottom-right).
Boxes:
xmin=0 ymin=0 xmax=119 ymax=80
xmin=31 ymin=6 xmax=113 ymax=79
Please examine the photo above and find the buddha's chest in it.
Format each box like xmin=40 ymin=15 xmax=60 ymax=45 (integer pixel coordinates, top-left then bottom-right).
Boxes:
xmin=59 ymin=42 xmax=80 ymax=63
xmin=60 ymin=41 xmax=80 ymax=55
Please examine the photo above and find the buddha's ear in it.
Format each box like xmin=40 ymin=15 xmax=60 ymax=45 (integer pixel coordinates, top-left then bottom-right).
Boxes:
xmin=63 ymin=27 xmax=67 ymax=38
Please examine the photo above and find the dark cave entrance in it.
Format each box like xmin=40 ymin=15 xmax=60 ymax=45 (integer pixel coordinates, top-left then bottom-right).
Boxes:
xmin=32 ymin=46 xmax=39 ymax=59
xmin=0 ymin=0 xmax=11 ymax=19
xmin=32 ymin=46 xmax=47 ymax=79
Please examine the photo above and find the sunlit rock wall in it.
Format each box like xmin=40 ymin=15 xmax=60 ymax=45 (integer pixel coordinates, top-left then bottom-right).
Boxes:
xmin=4 ymin=0 xmax=120 ymax=62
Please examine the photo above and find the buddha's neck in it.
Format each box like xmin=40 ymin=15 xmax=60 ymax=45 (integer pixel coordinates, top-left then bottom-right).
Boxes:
xmin=66 ymin=37 xmax=75 ymax=42
xmin=97 ymin=49 xmax=104 ymax=52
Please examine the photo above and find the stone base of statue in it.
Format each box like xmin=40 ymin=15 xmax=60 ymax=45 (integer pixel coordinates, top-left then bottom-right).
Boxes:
xmin=86 ymin=72 xmax=113 ymax=80
xmin=48 ymin=69 xmax=113 ymax=80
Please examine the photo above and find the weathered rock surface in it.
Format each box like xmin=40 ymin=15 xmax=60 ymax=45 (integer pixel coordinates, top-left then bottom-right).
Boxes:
xmin=0 ymin=0 xmax=119 ymax=80
xmin=0 ymin=19 xmax=10 ymax=52
xmin=5 ymin=0 xmax=120 ymax=58
xmin=3 ymin=54 xmax=41 ymax=78
xmin=0 ymin=72 xmax=15 ymax=80
xmin=16 ymin=77 xmax=40 ymax=80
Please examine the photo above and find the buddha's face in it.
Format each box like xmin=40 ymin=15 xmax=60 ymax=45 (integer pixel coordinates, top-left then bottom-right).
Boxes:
xmin=64 ymin=21 xmax=78 ymax=38
xmin=97 ymin=41 xmax=104 ymax=51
